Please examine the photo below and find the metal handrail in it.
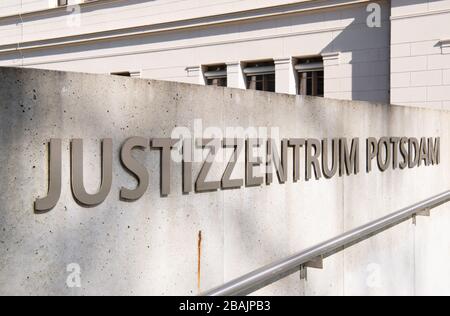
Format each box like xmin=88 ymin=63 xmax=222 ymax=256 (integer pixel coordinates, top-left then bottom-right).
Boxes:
xmin=202 ymin=190 xmax=450 ymax=296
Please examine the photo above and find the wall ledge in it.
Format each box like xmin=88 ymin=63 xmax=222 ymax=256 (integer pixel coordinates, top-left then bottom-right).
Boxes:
xmin=440 ymin=40 xmax=450 ymax=55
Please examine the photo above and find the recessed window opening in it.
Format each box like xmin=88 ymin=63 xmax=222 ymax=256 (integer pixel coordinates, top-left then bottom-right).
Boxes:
xmin=204 ymin=64 xmax=227 ymax=87
xmin=244 ymin=61 xmax=275 ymax=92
xmin=295 ymin=57 xmax=324 ymax=97
xmin=111 ymin=72 xmax=132 ymax=77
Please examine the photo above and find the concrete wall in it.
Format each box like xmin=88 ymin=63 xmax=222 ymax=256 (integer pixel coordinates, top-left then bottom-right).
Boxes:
xmin=390 ymin=0 xmax=450 ymax=109
xmin=0 ymin=67 xmax=449 ymax=296
xmin=0 ymin=0 xmax=390 ymax=103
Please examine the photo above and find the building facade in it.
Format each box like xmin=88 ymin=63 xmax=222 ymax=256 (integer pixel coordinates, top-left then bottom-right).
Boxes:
xmin=0 ymin=0 xmax=449 ymax=108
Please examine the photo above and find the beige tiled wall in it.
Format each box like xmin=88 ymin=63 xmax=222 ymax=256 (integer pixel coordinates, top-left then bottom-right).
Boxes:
xmin=390 ymin=0 xmax=450 ymax=109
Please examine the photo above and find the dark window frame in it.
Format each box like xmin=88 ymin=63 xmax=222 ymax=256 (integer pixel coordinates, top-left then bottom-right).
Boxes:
xmin=244 ymin=61 xmax=276 ymax=92
xmin=206 ymin=77 xmax=227 ymax=87
xmin=111 ymin=71 xmax=132 ymax=77
xmin=246 ymin=73 xmax=275 ymax=92
xmin=296 ymin=57 xmax=324 ymax=97
xmin=204 ymin=64 xmax=228 ymax=87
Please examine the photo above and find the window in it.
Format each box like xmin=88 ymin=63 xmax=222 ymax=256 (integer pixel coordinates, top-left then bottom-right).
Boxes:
xmin=58 ymin=0 xmax=68 ymax=6
xmin=111 ymin=71 xmax=141 ymax=78
xmin=244 ymin=61 xmax=275 ymax=92
xmin=204 ymin=65 xmax=227 ymax=87
xmin=295 ymin=57 xmax=324 ymax=97
xmin=111 ymin=72 xmax=132 ymax=77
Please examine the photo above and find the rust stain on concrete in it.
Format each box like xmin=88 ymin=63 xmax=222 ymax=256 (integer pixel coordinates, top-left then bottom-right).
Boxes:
xmin=197 ymin=230 xmax=202 ymax=293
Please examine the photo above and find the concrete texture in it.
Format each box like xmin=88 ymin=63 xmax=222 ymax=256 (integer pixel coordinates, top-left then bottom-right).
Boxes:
xmin=0 ymin=67 xmax=449 ymax=296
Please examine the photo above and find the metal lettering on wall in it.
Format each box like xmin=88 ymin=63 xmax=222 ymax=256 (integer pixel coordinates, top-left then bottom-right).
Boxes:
xmin=34 ymin=137 xmax=441 ymax=213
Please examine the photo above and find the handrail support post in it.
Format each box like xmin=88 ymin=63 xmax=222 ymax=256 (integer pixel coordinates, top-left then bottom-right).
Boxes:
xmin=300 ymin=256 xmax=323 ymax=280
xmin=413 ymin=208 xmax=431 ymax=225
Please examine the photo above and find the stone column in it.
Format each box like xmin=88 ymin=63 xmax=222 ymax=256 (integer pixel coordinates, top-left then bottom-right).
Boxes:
xmin=226 ymin=62 xmax=246 ymax=89
xmin=185 ymin=65 xmax=205 ymax=85
xmin=274 ymin=57 xmax=297 ymax=95
xmin=322 ymin=52 xmax=341 ymax=99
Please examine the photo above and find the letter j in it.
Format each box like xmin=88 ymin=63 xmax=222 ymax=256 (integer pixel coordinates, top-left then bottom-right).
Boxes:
xmin=34 ymin=139 xmax=62 ymax=213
